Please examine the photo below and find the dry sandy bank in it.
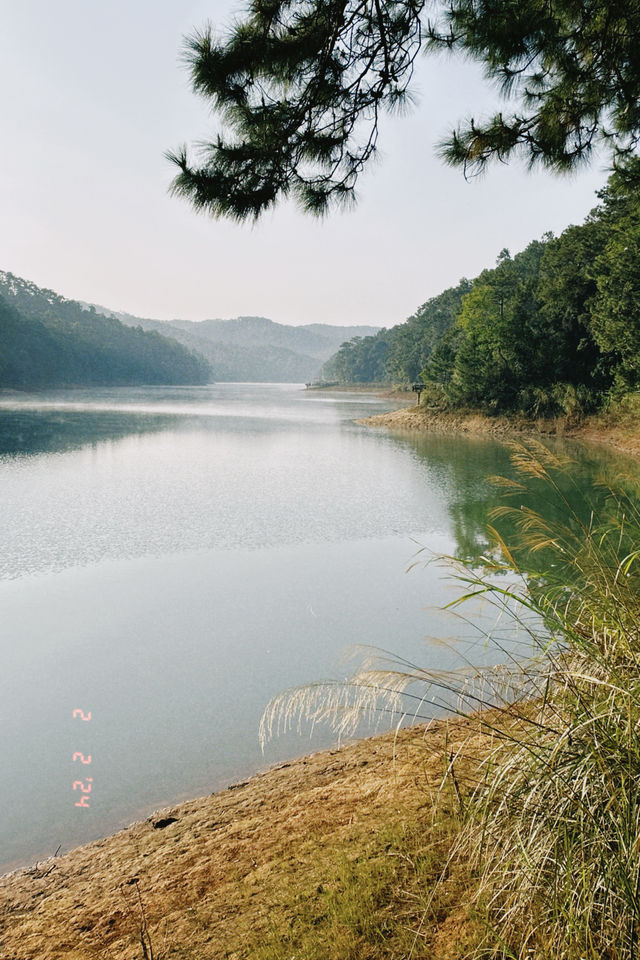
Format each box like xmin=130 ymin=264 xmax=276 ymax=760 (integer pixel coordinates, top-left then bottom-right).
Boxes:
xmin=0 ymin=719 xmax=484 ymax=960
xmin=359 ymin=404 xmax=640 ymax=460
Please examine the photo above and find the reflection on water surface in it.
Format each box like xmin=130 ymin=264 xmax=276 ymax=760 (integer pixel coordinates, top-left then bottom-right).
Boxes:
xmin=0 ymin=384 xmax=633 ymax=872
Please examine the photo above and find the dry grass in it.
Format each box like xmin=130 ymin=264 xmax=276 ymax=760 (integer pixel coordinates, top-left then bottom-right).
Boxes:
xmin=256 ymin=441 xmax=640 ymax=959
xmin=0 ymin=720 xmax=488 ymax=960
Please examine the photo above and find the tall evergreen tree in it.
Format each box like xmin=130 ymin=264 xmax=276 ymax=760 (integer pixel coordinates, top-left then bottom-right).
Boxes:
xmin=170 ymin=0 xmax=640 ymax=219
xmin=588 ymin=160 xmax=640 ymax=391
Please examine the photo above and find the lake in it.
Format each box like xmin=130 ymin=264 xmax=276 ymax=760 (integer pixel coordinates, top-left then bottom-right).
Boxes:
xmin=0 ymin=383 xmax=626 ymax=874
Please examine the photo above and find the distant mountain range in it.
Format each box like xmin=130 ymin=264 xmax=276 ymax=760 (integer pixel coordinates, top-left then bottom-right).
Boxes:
xmin=89 ymin=305 xmax=380 ymax=382
xmin=0 ymin=270 xmax=380 ymax=389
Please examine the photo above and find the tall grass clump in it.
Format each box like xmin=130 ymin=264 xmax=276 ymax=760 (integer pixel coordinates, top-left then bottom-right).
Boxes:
xmin=458 ymin=442 xmax=640 ymax=960
xmin=261 ymin=441 xmax=640 ymax=960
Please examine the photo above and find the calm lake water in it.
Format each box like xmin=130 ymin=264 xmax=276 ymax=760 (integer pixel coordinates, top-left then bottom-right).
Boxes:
xmin=0 ymin=383 xmax=628 ymax=873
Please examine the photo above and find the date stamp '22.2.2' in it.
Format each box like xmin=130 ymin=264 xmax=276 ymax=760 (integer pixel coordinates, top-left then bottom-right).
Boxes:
xmin=72 ymin=708 xmax=93 ymax=808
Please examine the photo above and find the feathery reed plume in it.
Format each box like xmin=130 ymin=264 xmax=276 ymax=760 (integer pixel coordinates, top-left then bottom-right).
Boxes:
xmin=261 ymin=441 xmax=640 ymax=958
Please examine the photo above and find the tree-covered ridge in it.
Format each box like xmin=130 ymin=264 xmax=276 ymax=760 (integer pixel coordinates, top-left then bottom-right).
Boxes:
xmin=326 ymin=164 xmax=640 ymax=417
xmin=89 ymin=303 xmax=380 ymax=383
xmin=322 ymin=278 xmax=472 ymax=384
xmin=170 ymin=316 xmax=380 ymax=359
xmin=0 ymin=273 xmax=211 ymax=389
xmin=89 ymin=307 xmax=324 ymax=383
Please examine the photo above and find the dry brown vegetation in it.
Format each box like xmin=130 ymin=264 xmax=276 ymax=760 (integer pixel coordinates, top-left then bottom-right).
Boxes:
xmin=359 ymin=402 xmax=640 ymax=459
xmin=0 ymin=720 xmax=488 ymax=960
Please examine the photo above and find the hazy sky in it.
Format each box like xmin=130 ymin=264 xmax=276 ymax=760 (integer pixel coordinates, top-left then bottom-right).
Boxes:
xmin=1 ymin=1 xmax=610 ymax=328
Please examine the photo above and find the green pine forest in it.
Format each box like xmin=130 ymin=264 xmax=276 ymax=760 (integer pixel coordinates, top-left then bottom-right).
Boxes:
xmin=0 ymin=274 xmax=211 ymax=389
xmin=0 ymin=272 xmax=383 ymax=389
xmin=324 ymin=164 xmax=640 ymax=418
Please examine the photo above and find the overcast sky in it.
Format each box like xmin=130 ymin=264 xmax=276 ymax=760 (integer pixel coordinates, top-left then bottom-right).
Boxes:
xmin=0 ymin=0 xmax=610 ymax=328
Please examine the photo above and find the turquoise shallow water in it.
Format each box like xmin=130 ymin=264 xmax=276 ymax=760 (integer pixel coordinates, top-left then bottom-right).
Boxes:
xmin=0 ymin=383 xmax=627 ymax=873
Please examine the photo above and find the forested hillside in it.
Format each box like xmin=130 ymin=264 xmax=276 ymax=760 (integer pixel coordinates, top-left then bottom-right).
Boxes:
xmin=322 ymin=279 xmax=472 ymax=384
xmin=325 ymin=164 xmax=640 ymax=418
xmin=86 ymin=308 xmax=321 ymax=382
xmin=91 ymin=306 xmax=379 ymax=382
xmin=170 ymin=316 xmax=380 ymax=359
xmin=0 ymin=270 xmax=380 ymax=389
xmin=0 ymin=273 xmax=211 ymax=389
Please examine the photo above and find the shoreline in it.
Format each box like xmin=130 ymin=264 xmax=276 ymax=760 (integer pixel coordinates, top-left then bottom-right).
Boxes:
xmin=3 ymin=390 xmax=634 ymax=957
xmin=359 ymin=403 xmax=640 ymax=461
xmin=0 ymin=719 xmax=482 ymax=959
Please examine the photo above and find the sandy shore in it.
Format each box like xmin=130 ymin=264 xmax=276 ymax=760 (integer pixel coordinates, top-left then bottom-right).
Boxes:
xmin=359 ymin=404 xmax=640 ymax=460
xmin=0 ymin=719 xmax=485 ymax=959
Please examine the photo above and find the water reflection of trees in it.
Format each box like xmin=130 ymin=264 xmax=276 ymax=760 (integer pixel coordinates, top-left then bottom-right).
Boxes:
xmin=384 ymin=429 xmax=640 ymax=573
xmin=0 ymin=410 xmax=178 ymax=457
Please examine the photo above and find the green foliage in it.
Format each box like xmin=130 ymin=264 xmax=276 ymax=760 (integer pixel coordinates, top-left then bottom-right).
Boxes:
xmin=421 ymin=324 xmax=462 ymax=388
xmin=323 ymin=331 xmax=391 ymax=383
xmin=173 ymin=0 xmax=640 ymax=218
xmin=0 ymin=274 xmax=211 ymax=389
xmin=450 ymin=282 xmax=519 ymax=409
xmin=323 ymin=279 xmax=470 ymax=386
xmin=417 ymin=165 xmax=640 ymax=416
xmin=443 ymin=242 xmax=558 ymax=411
xmin=451 ymin=445 xmax=640 ymax=959
xmin=429 ymin=0 xmax=640 ymax=176
xmin=264 ymin=441 xmax=640 ymax=958
xmin=326 ymin=162 xmax=640 ymax=412
xmin=534 ymin=221 xmax=611 ymax=396
xmin=385 ymin=279 xmax=472 ymax=383
xmin=169 ymin=0 xmax=425 ymax=219
xmin=600 ymin=390 xmax=640 ymax=426
xmin=417 ymin=244 xmax=537 ymax=409
xmin=588 ymin=162 xmax=640 ymax=393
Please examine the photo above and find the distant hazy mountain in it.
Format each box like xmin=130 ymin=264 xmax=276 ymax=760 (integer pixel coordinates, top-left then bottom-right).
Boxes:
xmin=91 ymin=305 xmax=380 ymax=382
xmin=169 ymin=316 xmax=381 ymax=360
xmin=0 ymin=269 xmax=380 ymax=388
xmin=0 ymin=272 xmax=211 ymax=388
